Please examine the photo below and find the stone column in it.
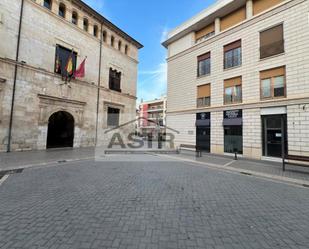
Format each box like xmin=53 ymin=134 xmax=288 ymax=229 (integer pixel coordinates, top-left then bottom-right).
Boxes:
xmin=246 ymin=0 xmax=253 ymax=19
xmin=88 ymin=23 xmax=94 ymax=36
xmin=51 ymin=0 xmax=59 ymax=15
xmin=215 ymin=17 xmax=221 ymax=34
xmin=78 ymin=14 xmax=84 ymax=30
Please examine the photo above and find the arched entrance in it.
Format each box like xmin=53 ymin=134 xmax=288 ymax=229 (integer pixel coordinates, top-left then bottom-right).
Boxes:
xmin=46 ymin=111 xmax=75 ymax=149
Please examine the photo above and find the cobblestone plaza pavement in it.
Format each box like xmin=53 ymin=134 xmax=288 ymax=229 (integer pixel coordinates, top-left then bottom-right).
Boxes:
xmin=1 ymin=154 xmax=309 ymax=249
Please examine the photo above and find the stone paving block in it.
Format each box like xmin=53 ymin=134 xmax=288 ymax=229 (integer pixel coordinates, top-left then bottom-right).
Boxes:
xmin=0 ymin=157 xmax=309 ymax=248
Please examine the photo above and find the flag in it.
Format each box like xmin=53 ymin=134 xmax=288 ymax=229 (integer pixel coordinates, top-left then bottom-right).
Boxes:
xmin=55 ymin=55 xmax=61 ymax=74
xmin=65 ymin=51 xmax=74 ymax=77
xmin=74 ymin=57 xmax=86 ymax=78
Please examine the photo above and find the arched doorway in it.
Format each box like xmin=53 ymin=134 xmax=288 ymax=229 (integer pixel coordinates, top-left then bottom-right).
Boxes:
xmin=46 ymin=111 xmax=75 ymax=149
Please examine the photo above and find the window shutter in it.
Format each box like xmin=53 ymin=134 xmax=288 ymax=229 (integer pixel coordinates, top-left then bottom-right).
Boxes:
xmin=197 ymin=52 xmax=210 ymax=61
xmin=224 ymin=40 xmax=241 ymax=52
xmin=260 ymin=66 xmax=285 ymax=79
xmin=224 ymin=76 xmax=242 ymax=88
xmin=197 ymin=84 xmax=211 ymax=98
xmin=260 ymin=24 xmax=284 ymax=58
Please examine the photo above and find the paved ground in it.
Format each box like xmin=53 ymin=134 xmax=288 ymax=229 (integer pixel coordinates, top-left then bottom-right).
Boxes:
xmin=173 ymin=151 xmax=309 ymax=183
xmin=1 ymin=154 xmax=309 ymax=249
xmin=0 ymin=147 xmax=96 ymax=171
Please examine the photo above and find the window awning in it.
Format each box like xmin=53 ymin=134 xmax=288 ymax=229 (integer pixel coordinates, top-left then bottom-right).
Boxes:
xmin=223 ymin=118 xmax=242 ymax=126
xmin=196 ymin=119 xmax=210 ymax=127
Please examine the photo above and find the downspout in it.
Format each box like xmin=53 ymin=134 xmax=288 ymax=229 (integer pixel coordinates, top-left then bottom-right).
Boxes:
xmin=95 ymin=23 xmax=103 ymax=146
xmin=7 ymin=0 xmax=25 ymax=152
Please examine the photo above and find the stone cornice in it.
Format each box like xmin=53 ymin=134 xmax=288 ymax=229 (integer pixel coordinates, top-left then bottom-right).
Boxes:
xmin=0 ymin=57 xmax=137 ymax=100
xmin=38 ymin=94 xmax=87 ymax=106
xmin=167 ymin=96 xmax=309 ymax=115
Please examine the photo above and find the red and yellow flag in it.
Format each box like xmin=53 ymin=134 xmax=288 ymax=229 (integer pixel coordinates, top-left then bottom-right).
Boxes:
xmin=65 ymin=52 xmax=74 ymax=76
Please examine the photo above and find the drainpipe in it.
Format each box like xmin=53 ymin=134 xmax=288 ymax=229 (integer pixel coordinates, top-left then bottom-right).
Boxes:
xmin=7 ymin=0 xmax=25 ymax=152
xmin=95 ymin=23 xmax=103 ymax=146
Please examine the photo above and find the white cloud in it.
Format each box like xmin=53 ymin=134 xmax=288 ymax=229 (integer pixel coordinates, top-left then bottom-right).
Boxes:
xmin=160 ymin=26 xmax=169 ymax=43
xmin=138 ymin=60 xmax=167 ymax=103
xmin=137 ymin=27 xmax=169 ymax=103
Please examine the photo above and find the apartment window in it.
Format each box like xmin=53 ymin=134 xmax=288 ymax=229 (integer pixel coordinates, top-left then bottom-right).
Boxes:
xmin=224 ymin=77 xmax=242 ymax=104
xmin=58 ymin=3 xmax=66 ymax=18
xmin=111 ymin=36 xmax=115 ymax=47
xmin=54 ymin=45 xmax=77 ymax=76
xmin=93 ymin=25 xmax=98 ymax=37
xmin=107 ymin=107 xmax=120 ymax=127
xmin=44 ymin=0 xmax=52 ymax=10
xmin=197 ymin=84 xmax=211 ymax=107
xmin=118 ymin=41 xmax=122 ymax=51
xmin=260 ymin=66 xmax=286 ymax=99
xmin=260 ymin=24 xmax=284 ymax=59
xmin=125 ymin=45 xmax=129 ymax=55
xmin=109 ymin=68 xmax=121 ymax=92
xmin=197 ymin=52 xmax=211 ymax=77
xmin=72 ymin=11 xmax=78 ymax=25
xmin=224 ymin=40 xmax=242 ymax=69
xmin=83 ymin=18 xmax=88 ymax=32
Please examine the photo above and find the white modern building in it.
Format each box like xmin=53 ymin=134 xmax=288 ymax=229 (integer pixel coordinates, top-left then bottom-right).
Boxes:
xmin=163 ymin=0 xmax=309 ymax=160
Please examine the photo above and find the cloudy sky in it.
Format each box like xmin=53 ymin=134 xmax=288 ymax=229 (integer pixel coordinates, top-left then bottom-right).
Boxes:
xmin=83 ymin=0 xmax=216 ymax=103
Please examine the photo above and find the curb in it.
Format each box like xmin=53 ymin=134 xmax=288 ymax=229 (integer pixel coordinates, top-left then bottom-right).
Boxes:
xmin=1 ymin=157 xmax=94 ymax=172
xmin=159 ymin=154 xmax=309 ymax=188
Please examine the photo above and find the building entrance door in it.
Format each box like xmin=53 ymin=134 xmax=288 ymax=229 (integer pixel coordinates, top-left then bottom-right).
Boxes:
xmin=196 ymin=112 xmax=211 ymax=152
xmin=196 ymin=127 xmax=210 ymax=152
xmin=262 ymin=114 xmax=287 ymax=158
xmin=46 ymin=111 xmax=75 ymax=149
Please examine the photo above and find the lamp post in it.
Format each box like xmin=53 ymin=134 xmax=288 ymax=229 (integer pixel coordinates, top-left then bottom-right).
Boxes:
xmin=155 ymin=114 xmax=162 ymax=149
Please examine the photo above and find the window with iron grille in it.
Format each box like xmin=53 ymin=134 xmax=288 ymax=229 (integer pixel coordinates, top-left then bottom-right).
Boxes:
xmin=109 ymin=68 xmax=121 ymax=92
xmin=54 ymin=45 xmax=77 ymax=76
xmin=107 ymin=107 xmax=120 ymax=126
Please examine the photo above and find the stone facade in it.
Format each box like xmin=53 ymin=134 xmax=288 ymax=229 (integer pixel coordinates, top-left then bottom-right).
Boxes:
xmin=163 ymin=0 xmax=309 ymax=159
xmin=0 ymin=0 xmax=142 ymax=151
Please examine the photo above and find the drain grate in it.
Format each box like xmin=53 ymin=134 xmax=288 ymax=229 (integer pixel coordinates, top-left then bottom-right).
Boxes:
xmin=0 ymin=168 xmax=24 ymax=177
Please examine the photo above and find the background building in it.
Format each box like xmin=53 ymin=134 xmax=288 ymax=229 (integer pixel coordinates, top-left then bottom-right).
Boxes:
xmin=138 ymin=96 xmax=167 ymax=139
xmin=0 ymin=0 xmax=142 ymax=151
xmin=163 ymin=0 xmax=309 ymax=160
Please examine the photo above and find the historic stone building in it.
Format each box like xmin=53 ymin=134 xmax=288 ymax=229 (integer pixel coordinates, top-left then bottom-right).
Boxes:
xmin=0 ymin=0 xmax=142 ymax=151
xmin=163 ymin=0 xmax=309 ymax=160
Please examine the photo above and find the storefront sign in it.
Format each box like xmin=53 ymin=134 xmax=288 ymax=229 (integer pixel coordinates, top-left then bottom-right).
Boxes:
xmin=223 ymin=110 xmax=242 ymax=126
xmin=196 ymin=112 xmax=210 ymax=126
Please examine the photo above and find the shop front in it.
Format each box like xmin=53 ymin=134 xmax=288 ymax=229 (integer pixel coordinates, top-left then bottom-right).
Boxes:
xmin=196 ymin=112 xmax=211 ymax=152
xmin=223 ymin=109 xmax=243 ymax=154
